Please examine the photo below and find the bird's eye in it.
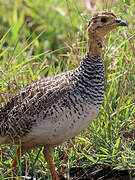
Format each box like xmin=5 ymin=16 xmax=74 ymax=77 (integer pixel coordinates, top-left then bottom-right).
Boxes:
xmin=101 ymin=17 xmax=107 ymax=23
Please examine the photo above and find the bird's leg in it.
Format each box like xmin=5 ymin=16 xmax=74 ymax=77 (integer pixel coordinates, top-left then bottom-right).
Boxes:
xmin=11 ymin=146 xmax=25 ymax=168
xmin=8 ymin=146 xmax=25 ymax=178
xmin=43 ymin=147 xmax=59 ymax=180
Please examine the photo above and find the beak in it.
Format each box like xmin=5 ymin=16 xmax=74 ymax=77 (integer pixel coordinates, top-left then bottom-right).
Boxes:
xmin=115 ymin=19 xmax=128 ymax=26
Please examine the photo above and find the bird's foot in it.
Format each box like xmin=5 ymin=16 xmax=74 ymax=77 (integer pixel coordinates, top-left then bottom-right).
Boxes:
xmin=52 ymin=171 xmax=59 ymax=180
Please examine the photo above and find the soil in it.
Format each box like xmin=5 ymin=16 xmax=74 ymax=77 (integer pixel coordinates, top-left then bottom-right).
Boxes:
xmin=60 ymin=164 xmax=135 ymax=180
xmin=12 ymin=164 xmax=135 ymax=180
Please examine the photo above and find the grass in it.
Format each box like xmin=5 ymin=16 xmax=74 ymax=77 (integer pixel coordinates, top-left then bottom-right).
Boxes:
xmin=0 ymin=0 xmax=135 ymax=179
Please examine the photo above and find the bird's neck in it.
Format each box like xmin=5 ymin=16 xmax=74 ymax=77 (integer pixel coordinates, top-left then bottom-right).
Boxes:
xmin=88 ymin=30 xmax=104 ymax=59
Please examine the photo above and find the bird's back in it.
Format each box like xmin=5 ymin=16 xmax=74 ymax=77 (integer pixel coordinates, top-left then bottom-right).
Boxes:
xmin=0 ymin=54 xmax=104 ymax=147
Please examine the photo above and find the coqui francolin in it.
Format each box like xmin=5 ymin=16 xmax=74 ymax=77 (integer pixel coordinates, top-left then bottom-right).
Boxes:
xmin=0 ymin=12 xmax=127 ymax=179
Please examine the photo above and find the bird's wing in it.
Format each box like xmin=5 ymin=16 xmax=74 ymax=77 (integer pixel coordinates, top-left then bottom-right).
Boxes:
xmin=0 ymin=71 xmax=73 ymax=138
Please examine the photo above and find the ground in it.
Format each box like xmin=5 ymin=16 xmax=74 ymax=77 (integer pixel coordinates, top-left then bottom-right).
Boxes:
xmin=68 ymin=165 xmax=135 ymax=180
xmin=21 ymin=164 xmax=135 ymax=180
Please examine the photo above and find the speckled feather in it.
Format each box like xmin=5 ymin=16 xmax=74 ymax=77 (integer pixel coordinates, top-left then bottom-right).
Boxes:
xmin=0 ymin=12 xmax=128 ymax=180
xmin=0 ymin=54 xmax=104 ymax=147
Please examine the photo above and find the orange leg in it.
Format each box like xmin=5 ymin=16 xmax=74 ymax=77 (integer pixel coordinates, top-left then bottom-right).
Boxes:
xmin=11 ymin=147 xmax=25 ymax=168
xmin=44 ymin=148 xmax=59 ymax=180
xmin=8 ymin=146 xmax=25 ymax=178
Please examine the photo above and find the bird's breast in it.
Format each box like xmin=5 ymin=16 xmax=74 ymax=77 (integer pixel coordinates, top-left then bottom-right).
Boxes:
xmin=22 ymin=54 xmax=105 ymax=147
xmin=23 ymin=92 xmax=103 ymax=147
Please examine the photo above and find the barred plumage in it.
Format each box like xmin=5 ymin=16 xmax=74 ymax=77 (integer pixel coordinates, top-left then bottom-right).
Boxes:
xmin=0 ymin=54 xmax=104 ymax=145
xmin=0 ymin=12 xmax=127 ymax=179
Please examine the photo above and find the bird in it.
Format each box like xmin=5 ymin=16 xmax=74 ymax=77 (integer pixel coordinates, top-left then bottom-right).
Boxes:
xmin=0 ymin=12 xmax=127 ymax=180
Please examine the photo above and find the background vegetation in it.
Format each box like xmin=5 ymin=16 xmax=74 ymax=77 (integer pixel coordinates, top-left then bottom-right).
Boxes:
xmin=0 ymin=0 xmax=134 ymax=179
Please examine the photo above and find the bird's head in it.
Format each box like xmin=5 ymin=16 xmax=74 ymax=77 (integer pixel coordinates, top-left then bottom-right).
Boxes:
xmin=87 ymin=12 xmax=128 ymax=58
